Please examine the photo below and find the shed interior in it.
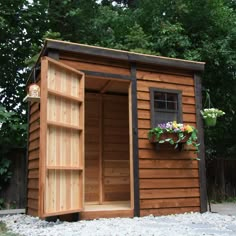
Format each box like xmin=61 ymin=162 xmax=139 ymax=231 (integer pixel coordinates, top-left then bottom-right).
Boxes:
xmin=84 ymin=76 xmax=132 ymax=212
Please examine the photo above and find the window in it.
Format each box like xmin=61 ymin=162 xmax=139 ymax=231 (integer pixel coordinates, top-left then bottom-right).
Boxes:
xmin=150 ymin=88 xmax=182 ymax=127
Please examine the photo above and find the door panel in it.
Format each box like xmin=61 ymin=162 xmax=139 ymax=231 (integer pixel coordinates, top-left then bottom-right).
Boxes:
xmin=40 ymin=57 xmax=84 ymax=217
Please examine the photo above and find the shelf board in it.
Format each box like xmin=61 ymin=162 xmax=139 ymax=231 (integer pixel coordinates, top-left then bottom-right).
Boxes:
xmin=23 ymin=95 xmax=40 ymax=103
xmin=47 ymin=121 xmax=82 ymax=131
xmin=48 ymin=89 xmax=83 ymax=103
xmin=47 ymin=166 xmax=83 ymax=170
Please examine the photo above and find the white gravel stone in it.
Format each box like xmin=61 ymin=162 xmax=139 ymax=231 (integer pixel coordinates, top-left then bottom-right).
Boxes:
xmin=1 ymin=212 xmax=236 ymax=236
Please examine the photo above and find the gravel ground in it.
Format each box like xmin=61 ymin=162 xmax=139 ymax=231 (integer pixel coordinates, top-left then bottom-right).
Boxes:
xmin=1 ymin=212 xmax=236 ymax=236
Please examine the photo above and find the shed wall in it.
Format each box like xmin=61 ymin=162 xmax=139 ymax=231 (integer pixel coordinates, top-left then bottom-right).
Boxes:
xmin=27 ymin=100 xmax=40 ymax=216
xmin=136 ymin=70 xmax=200 ymax=216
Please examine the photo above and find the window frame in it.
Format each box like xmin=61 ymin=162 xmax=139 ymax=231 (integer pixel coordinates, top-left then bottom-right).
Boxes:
xmin=150 ymin=87 xmax=183 ymax=128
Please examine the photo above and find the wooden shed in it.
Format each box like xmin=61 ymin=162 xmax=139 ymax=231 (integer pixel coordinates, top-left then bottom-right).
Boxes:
xmin=26 ymin=39 xmax=207 ymax=220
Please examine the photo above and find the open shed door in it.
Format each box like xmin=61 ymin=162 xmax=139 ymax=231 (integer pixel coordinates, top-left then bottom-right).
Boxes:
xmin=40 ymin=57 xmax=84 ymax=217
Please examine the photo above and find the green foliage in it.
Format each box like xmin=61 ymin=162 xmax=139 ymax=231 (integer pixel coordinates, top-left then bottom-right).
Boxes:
xmin=0 ymin=0 xmax=236 ymax=162
xmin=0 ymin=104 xmax=27 ymax=193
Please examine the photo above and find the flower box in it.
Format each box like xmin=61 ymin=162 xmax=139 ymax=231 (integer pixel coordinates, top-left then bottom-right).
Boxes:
xmin=148 ymin=121 xmax=199 ymax=153
xmin=149 ymin=132 xmax=190 ymax=144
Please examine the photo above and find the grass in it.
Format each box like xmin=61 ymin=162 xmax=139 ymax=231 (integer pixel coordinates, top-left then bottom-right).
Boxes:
xmin=0 ymin=221 xmax=20 ymax=236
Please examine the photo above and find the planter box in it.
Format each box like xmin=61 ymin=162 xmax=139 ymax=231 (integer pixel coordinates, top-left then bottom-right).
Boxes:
xmin=149 ymin=132 xmax=190 ymax=144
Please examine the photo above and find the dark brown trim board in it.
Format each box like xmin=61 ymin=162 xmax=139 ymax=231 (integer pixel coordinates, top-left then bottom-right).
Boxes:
xmin=45 ymin=39 xmax=205 ymax=72
xmin=130 ymin=63 xmax=140 ymax=217
xmin=194 ymin=73 xmax=207 ymax=212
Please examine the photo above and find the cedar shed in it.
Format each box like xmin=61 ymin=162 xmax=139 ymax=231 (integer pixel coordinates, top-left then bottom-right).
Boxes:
xmin=26 ymin=39 xmax=207 ymax=221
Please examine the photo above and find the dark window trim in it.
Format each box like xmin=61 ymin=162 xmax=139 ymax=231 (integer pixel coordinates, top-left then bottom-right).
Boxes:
xmin=150 ymin=88 xmax=183 ymax=128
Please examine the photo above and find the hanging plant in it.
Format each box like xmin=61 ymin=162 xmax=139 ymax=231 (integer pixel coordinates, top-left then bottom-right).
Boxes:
xmin=201 ymin=90 xmax=225 ymax=127
xmin=200 ymin=108 xmax=225 ymax=126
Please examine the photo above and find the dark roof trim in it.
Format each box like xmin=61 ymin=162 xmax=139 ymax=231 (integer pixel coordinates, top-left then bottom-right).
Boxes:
xmin=44 ymin=39 xmax=205 ymax=72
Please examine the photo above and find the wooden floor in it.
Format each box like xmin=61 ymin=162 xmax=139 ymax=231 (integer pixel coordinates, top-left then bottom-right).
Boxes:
xmin=84 ymin=201 xmax=131 ymax=211
xmin=80 ymin=201 xmax=133 ymax=220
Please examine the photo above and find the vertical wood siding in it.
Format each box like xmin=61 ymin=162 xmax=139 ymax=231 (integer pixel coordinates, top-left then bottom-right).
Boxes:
xmin=85 ymin=93 xmax=101 ymax=203
xmin=136 ymin=70 xmax=200 ymax=216
xmin=85 ymin=93 xmax=130 ymax=203
xmin=103 ymin=95 xmax=130 ymax=202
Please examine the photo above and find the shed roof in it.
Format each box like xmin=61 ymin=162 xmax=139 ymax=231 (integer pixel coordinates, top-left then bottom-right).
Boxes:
xmin=39 ymin=39 xmax=205 ymax=72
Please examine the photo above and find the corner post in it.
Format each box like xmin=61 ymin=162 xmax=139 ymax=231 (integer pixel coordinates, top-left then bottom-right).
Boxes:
xmin=130 ymin=63 xmax=140 ymax=217
xmin=194 ymin=73 xmax=207 ymax=212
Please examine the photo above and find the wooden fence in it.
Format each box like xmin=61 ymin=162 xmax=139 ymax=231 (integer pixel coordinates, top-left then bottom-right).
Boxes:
xmin=207 ymin=159 xmax=236 ymax=201
xmin=0 ymin=148 xmax=26 ymax=209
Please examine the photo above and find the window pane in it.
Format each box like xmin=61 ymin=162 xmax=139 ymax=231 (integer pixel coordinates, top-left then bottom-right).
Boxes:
xmin=167 ymin=101 xmax=177 ymax=110
xmin=167 ymin=93 xmax=177 ymax=102
xmin=155 ymin=101 xmax=165 ymax=109
xmin=154 ymin=111 xmax=178 ymax=125
xmin=154 ymin=92 xmax=165 ymax=101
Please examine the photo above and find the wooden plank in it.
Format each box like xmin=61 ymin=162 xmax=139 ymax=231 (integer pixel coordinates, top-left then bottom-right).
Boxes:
xmin=47 ymin=121 xmax=82 ymax=131
xmin=138 ymin=120 xmax=151 ymax=129
xmin=104 ymin=160 xmax=130 ymax=168
xmin=138 ymin=110 xmax=150 ymax=119
xmin=60 ymin=59 xmax=131 ymax=76
xmin=99 ymin=96 xmax=103 ymax=204
xmin=104 ymin=192 xmax=130 ymax=201
xmin=27 ymin=208 xmax=38 ymax=216
xmin=140 ymin=188 xmax=200 ymax=199
xmin=48 ymin=89 xmax=83 ymax=103
xmin=104 ymin=168 xmax=130 ymax=177
xmin=103 ymin=151 xmax=129 ymax=160
xmin=28 ymin=179 xmax=39 ymax=189
xmin=183 ymin=114 xmax=196 ymax=123
xmin=137 ymin=71 xmax=194 ymax=86
xmin=140 ymin=207 xmax=200 ymax=217
xmin=137 ymin=100 xmax=150 ymax=110
xmin=28 ymin=169 xmax=39 ymax=179
xmin=30 ymin=103 xmax=40 ymax=115
xmin=80 ymin=209 xmax=134 ymax=220
xmin=103 ymin=144 xmax=129 ymax=152
xmin=139 ymin=159 xmax=198 ymax=169
xmin=85 ymin=93 xmax=100 ymax=203
xmin=104 ymin=184 xmax=130 ymax=192
xmin=39 ymin=57 xmax=48 ymax=217
xmin=139 ymin=178 xmax=199 ymax=189
xmin=104 ymin=177 xmax=130 ymax=185
xmin=47 ymin=166 xmax=83 ymax=170
xmin=29 ymin=129 xmax=40 ymax=142
xmin=138 ymin=148 xmax=198 ymax=160
xmin=140 ymin=197 xmax=200 ymax=209
xmin=137 ymin=81 xmax=195 ymax=97
xmin=29 ymin=111 xmax=40 ymax=123
xmin=29 ymin=139 xmax=39 ymax=152
xmin=28 ymin=199 xmax=38 ymax=210
xmin=183 ymin=104 xmax=196 ymax=114
xmin=46 ymin=56 xmax=84 ymax=76
xmin=29 ymin=121 xmax=40 ymax=133
xmin=28 ymin=159 xmax=39 ymax=170
xmin=194 ymin=73 xmax=207 ymax=213
xmin=28 ymin=149 xmax=39 ymax=160
xmin=139 ymin=169 xmax=199 ymax=178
